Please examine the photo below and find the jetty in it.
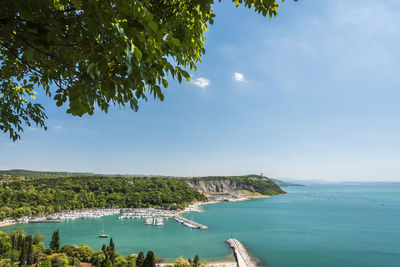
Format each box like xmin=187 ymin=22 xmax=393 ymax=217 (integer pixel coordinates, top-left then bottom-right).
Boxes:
xmin=227 ymin=239 xmax=257 ymax=267
xmin=174 ymin=215 xmax=208 ymax=230
xmin=29 ymin=219 xmax=62 ymax=223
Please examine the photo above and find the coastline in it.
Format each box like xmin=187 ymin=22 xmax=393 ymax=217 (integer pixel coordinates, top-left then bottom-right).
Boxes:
xmin=0 ymin=220 xmax=18 ymax=229
xmin=0 ymin=193 xmax=269 ymax=265
xmin=158 ymin=253 xmax=237 ymax=267
xmin=0 ymin=193 xmax=271 ymax=229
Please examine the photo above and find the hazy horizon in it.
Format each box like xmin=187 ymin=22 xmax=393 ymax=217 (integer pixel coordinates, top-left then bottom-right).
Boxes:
xmin=1 ymin=168 xmax=399 ymax=183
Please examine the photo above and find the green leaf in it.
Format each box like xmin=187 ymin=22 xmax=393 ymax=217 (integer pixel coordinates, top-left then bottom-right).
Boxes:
xmin=181 ymin=70 xmax=190 ymax=82
xmin=162 ymin=79 xmax=168 ymax=88
xmin=70 ymin=0 xmax=83 ymax=8
xmin=171 ymin=38 xmax=181 ymax=47
xmin=133 ymin=47 xmax=142 ymax=62
xmin=148 ymin=21 xmax=158 ymax=32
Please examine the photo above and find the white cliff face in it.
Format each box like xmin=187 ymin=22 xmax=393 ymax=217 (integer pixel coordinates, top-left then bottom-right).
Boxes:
xmin=182 ymin=179 xmax=256 ymax=193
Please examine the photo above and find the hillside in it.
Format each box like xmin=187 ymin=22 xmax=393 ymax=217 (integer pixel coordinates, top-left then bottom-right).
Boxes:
xmin=182 ymin=175 xmax=285 ymax=196
xmin=0 ymin=169 xmax=97 ymax=179
xmin=0 ymin=171 xmax=285 ymax=219
xmin=0 ymin=170 xmax=291 ymax=189
xmin=0 ymin=169 xmax=160 ymax=179
xmin=0 ymin=176 xmax=207 ymax=220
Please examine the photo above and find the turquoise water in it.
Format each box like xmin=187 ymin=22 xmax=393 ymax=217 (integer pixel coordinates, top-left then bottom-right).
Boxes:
xmin=4 ymin=186 xmax=400 ymax=266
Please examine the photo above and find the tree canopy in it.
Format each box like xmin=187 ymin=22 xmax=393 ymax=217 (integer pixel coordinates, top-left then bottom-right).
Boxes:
xmin=0 ymin=0 xmax=287 ymax=140
xmin=0 ymin=176 xmax=208 ymax=219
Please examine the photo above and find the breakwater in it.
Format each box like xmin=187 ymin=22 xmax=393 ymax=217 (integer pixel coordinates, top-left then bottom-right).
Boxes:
xmin=174 ymin=215 xmax=208 ymax=230
xmin=227 ymin=238 xmax=257 ymax=267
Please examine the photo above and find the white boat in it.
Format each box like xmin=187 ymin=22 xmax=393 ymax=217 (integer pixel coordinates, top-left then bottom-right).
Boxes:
xmin=154 ymin=217 xmax=163 ymax=226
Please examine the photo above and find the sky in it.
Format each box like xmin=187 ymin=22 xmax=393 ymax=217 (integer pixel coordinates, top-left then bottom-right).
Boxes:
xmin=1 ymin=0 xmax=400 ymax=181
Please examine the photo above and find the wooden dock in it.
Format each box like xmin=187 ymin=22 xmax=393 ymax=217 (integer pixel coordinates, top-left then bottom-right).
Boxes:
xmin=226 ymin=239 xmax=257 ymax=267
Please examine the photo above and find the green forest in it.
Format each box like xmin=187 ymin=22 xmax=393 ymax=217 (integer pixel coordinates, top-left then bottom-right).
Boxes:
xmin=0 ymin=177 xmax=207 ymax=220
xmin=0 ymin=228 xmax=203 ymax=267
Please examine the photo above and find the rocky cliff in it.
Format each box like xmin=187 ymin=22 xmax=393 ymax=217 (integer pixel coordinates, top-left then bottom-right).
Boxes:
xmin=182 ymin=175 xmax=285 ymax=196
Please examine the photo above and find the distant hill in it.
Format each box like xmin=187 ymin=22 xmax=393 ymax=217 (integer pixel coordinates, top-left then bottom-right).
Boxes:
xmin=0 ymin=169 xmax=97 ymax=179
xmin=272 ymin=178 xmax=400 ymax=186
xmin=270 ymin=178 xmax=304 ymax=187
xmin=0 ymin=169 xmax=158 ymax=179
xmin=0 ymin=169 xmax=301 ymax=190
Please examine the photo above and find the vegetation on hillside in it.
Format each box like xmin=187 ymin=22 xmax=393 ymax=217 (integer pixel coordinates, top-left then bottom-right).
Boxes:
xmin=0 ymin=171 xmax=286 ymax=220
xmin=183 ymin=175 xmax=285 ymax=195
xmin=0 ymin=228 xmax=203 ymax=267
xmin=0 ymin=170 xmax=164 ymax=180
xmin=0 ymin=177 xmax=207 ymax=220
xmin=0 ymin=170 xmax=98 ymax=179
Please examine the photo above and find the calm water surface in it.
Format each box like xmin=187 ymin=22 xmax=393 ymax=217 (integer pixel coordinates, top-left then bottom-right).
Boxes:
xmin=4 ymin=186 xmax=400 ymax=266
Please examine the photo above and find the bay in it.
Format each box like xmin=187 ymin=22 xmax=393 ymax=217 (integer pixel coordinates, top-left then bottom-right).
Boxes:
xmin=4 ymin=186 xmax=400 ymax=266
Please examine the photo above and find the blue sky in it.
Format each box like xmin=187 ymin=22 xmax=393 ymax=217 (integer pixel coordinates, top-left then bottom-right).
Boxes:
xmin=1 ymin=0 xmax=400 ymax=181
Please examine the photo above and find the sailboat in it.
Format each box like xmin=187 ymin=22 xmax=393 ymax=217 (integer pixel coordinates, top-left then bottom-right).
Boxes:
xmin=99 ymin=233 xmax=109 ymax=238
xmin=98 ymin=228 xmax=109 ymax=238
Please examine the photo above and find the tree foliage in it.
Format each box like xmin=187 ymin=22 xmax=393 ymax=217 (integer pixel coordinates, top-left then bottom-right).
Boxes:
xmin=136 ymin=251 xmax=144 ymax=267
xmin=0 ymin=176 xmax=207 ymax=219
xmin=49 ymin=230 xmax=60 ymax=253
xmin=0 ymin=0 xmax=286 ymax=141
xmin=142 ymin=251 xmax=156 ymax=267
xmin=0 ymin=230 xmax=206 ymax=267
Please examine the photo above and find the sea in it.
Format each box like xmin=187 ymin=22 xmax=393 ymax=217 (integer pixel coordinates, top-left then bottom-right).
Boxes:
xmin=4 ymin=186 xmax=400 ymax=267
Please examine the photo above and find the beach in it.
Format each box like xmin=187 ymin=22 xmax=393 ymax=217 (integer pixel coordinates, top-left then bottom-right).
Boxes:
xmin=0 ymin=219 xmax=18 ymax=228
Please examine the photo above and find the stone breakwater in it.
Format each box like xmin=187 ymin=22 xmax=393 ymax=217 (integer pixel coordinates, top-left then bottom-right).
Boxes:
xmin=174 ymin=215 xmax=209 ymax=230
xmin=227 ymin=238 xmax=257 ymax=267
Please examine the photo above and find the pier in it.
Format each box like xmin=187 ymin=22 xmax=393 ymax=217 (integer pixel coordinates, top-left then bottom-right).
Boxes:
xmin=29 ymin=220 xmax=62 ymax=223
xmin=227 ymin=239 xmax=257 ymax=267
xmin=174 ymin=215 xmax=208 ymax=230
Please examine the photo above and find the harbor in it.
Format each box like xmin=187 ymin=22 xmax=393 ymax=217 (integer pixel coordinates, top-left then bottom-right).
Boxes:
xmin=227 ymin=239 xmax=257 ymax=267
xmin=118 ymin=204 xmax=211 ymax=229
xmin=1 ymin=203 xmax=212 ymax=230
xmin=49 ymin=208 xmax=121 ymax=220
xmin=118 ymin=208 xmax=176 ymax=226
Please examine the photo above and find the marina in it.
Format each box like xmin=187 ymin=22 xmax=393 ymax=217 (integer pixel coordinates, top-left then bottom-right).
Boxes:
xmin=1 ymin=204 xmax=211 ymax=230
xmin=118 ymin=205 xmax=210 ymax=229
xmin=49 ymin=208 xmax=121 ymax=220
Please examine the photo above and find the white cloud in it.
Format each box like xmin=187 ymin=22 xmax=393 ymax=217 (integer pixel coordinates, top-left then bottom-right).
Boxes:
xmin=191 ymin=77 xmax=210 ymax=91
xmin=53 ymin=125 xmax=62 ymax=130
xmin=234 ymin=72 xmax=245 ymax=82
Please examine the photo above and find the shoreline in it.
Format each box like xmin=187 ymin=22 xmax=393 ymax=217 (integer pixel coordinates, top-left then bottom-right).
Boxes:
xmin=158 ymin=253 xmax=237 ymax=267
xmin=0 ymin=193 xmax=272 ymax=230
xmin=0 ymin=194 xmax=269 ymax=265
xmin=0 ymin=220 xmax=19 ymax=228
